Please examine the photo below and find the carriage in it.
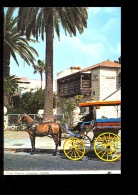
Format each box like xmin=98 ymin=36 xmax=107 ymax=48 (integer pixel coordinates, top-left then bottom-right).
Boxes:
xmin=63 ymin=100 xmax=121 ymax=162
xmin=17 ymin=100 xmax=121 ymax=162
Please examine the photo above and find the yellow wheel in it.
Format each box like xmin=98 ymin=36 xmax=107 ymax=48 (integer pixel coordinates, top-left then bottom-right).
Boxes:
xmin=63 ymin=137 xmax=85 ymax=161
xmin=81 ymin=135 xmax=92 ymax=153
xmin=94 ymin=132 xmax=121 ymax=162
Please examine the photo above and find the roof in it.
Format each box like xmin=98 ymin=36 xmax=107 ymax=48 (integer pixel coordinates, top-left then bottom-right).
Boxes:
xmin=79 ymin=100 xmax=121 ymax=107
xmin=17 ymin=77 xmax=30 ymax=83
xmin=81 ymin=60 xmax=121 ymax=72
xmin=57 ymin=71 xmax=91 ymax=81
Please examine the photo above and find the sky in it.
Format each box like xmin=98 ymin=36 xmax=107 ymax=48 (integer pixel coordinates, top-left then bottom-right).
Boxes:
xmin=5 ymin=7 xmax=121 ymax=80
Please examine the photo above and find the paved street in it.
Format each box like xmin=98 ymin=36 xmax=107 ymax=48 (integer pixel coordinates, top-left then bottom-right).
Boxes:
xmin=3 ymin=130 xmax=121 ymax=175
xmin=4 ymin=150 xmax=121 ymax=175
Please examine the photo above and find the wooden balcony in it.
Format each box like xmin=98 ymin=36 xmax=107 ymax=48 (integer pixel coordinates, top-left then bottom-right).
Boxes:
xmin=57 ymin=72 xmax=91 ymax=97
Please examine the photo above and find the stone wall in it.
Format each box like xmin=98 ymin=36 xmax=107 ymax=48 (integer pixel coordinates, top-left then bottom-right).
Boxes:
xmin=91 ymin=68 xmax=121 ymax=101
xmin=99 ymin=69 xmax=117 ymax=100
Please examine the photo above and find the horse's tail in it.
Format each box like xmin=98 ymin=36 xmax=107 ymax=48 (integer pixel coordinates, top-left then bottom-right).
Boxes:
xmin=58 ymin=125 xmax=62 ymax=146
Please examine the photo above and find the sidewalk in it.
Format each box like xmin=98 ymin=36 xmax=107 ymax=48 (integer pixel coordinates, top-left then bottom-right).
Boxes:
xmin=4 ymin=130 xmax=68 ymax=153
xmin=4 ymin=130 xmax=120 ymax=154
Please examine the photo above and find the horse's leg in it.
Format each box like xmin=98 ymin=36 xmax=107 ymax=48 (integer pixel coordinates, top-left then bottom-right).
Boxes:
xmin=29 ymin=135 xmax=35 ymax=155
xmin=52 ymin=134 xmax=58 ymax=156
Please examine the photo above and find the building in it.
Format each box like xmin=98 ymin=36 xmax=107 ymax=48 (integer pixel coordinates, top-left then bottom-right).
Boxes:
xmin=56 ymin=59 xmax=121 ymax=118
xmin=53 ymin=65 xmax=82 ymax=92
xmin=14 ymin=59 xmax=121 ymax=118
xmin=15 ymin=77 xmax=46 ymax=97
xmin=57 ymin=60 xmax=121 ymax=100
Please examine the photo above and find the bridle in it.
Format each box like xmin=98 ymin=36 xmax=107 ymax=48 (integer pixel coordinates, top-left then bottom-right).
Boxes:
xmin=18 ymin=113 xmax=26 ymax=122
xmin=18 ymin=114 xmax=38 ymax=129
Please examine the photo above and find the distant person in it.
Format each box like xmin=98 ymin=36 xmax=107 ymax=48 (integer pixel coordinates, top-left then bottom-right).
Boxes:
xmin=72 ymin=106 xmax=95 ymax=132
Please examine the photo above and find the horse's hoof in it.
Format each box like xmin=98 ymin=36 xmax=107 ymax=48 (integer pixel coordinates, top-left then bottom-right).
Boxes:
xmin=52 ymin=153 xmax=56 ymax=156
xmin=31 ymin=152 xmax=35 ymax=155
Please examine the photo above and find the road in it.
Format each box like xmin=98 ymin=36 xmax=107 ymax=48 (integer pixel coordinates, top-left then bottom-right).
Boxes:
xmin=4 ymin=150 xmax=121 ymax=175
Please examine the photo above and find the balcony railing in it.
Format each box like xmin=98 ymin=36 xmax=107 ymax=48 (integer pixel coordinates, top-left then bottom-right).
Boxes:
xmin=58 ymin=73 xmax=91 ymax=97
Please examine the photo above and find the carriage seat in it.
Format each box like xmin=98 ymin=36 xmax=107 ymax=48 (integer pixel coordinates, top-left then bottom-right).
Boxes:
xmin=95 ymin=118 xmax=121 ymax=130
xmin=81 ymin=121 xmax=95 ymax=129
xmin=93 ymin=118 xmax=121 ymax=136
xmin=80 ymin=120 xmax=95 ymax=135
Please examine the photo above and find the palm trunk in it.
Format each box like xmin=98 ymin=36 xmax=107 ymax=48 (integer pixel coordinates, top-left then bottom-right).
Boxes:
xmin=4 ymin=44 xmax=10 ymax=77
xmin=40 ymin=73 xmax=42 ymax=90
xmin=43 ymin=8 xmax=54 ymax=122
xmin=4 ymin=92 xmax=10 ymax=107
xmin=4 ymin=44 xmax=10 ymax=107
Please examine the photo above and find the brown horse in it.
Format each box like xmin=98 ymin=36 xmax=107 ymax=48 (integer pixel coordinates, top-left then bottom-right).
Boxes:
xmin=17 ymin=113 xmax=61 ymax=155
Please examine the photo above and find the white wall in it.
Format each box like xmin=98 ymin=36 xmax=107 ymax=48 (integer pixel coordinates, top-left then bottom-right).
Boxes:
xmin=17 ymin=79 xmax=46 ymax=96
xmin=29 ymin=79 xmax=45 ymax=90
xmin=96 ymin=88 xmax=121 ymax=118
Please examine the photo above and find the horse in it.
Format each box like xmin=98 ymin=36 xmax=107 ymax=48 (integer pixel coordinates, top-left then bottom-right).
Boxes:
xmin=17 ymin=113 xmax=62 ymax=156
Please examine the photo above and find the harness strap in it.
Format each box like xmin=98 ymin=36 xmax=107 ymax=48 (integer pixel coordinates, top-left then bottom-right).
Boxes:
xmin=27 ymin=120 xmax=37 ymax=129
xmin=27 ymin=121 xmax=58 ymax=136
xmin=34 ymin=123 xmax=39 ymax=133
xmin=33 ymin=123 xmax=53 ymax=136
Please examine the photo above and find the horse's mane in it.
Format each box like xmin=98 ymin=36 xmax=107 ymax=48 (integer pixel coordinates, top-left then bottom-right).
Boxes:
xmin=23 ymin=113 xmax=57 ymax=124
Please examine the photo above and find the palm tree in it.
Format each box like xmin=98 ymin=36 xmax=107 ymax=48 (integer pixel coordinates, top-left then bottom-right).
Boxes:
xmin=10 ymin=7 xmax=88 ymax=122
xmin=33 ymin=59 xmax=46 ymax=89
xmin=4 ymin=8 xmax=39 ymax=77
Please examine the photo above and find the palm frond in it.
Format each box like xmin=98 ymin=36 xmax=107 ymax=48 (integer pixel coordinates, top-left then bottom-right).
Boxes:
xmin=4 ymin=7 xmax=39 ymax=74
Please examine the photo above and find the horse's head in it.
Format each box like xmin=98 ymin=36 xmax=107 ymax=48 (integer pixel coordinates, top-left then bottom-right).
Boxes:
xmin=17 ymin=113 xmax=27 ymax=124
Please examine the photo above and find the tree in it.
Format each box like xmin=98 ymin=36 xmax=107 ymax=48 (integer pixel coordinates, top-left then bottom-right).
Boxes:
xmin=19 ymin=89 xmax=45 ymax=113
xmin=10 ymin=7 xmax=88 ymax=122
xmin=4 ymin=75 xmax=20 ymax=107
xmin=4 ymin=8 xmax=39 ymax=77
xmin=33 ymin=60 xmax=45 ymax=89
xmin=8 ymin=90 xmax=57 ymax=114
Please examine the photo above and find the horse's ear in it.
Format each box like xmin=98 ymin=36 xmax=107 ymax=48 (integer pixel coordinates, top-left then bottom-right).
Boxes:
xmin=24 ymin=113 xmax=27 ymax=116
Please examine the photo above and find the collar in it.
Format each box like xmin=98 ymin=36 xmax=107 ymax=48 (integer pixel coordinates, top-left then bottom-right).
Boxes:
xmin=27 ymin=120 xmax=37 ymax=129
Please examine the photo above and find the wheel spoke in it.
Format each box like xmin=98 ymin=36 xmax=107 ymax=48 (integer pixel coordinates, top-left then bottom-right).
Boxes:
xmin=94 ymin=132 xmax=121 ymax=162
xmin=63 ymin=137 xmax=85 ymax=160
xmin=82 ymin=135 xmax=92 ymax=153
